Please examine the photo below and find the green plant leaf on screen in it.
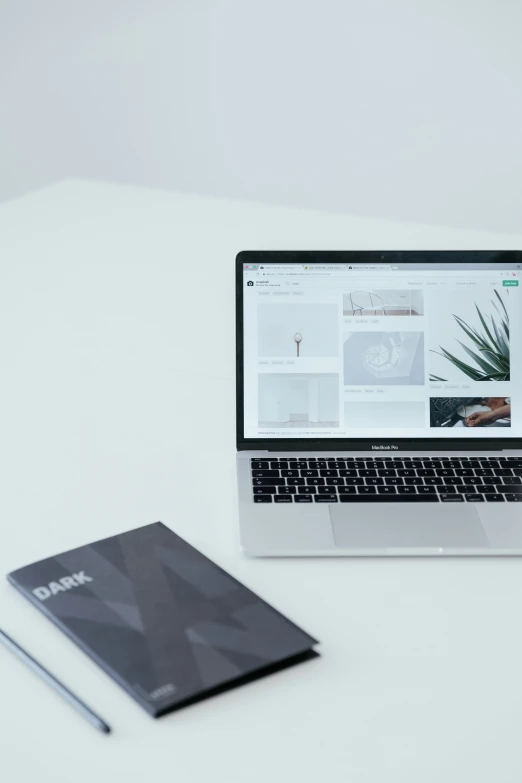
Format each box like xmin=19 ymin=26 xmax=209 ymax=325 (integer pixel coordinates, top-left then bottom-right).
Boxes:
xmin=457 ymin=341 xmax=500 ymax=375
xmin=430 ymin=289 xmax=509 ymax=382
xmin=491 ymin=317 xmax=509 ymax=358
xmin=475 ymin=304 xmax=500 ymax=352
xmin=479 ymin=348 xmax=508 ymax=372
xmin=453 ymin=316 xmax=489 ymax=350
xmin=433 ymin=348 xmax=484 ymax=380
xmin=429 ymin=374 xmax=448 ymax=381
xmin=494 ymin=287 xmax=508 ymax=319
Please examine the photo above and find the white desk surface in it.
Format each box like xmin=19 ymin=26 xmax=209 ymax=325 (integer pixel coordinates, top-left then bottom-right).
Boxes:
xmin=1 ymin=180 xmax=522 ymax=783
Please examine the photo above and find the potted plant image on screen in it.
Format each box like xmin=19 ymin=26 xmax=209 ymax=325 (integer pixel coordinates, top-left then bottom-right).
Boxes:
xmin=429 ymin=288 xmax=510 ymax=382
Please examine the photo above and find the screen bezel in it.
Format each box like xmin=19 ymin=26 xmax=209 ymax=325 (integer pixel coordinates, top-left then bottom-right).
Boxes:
xmin=236 ymin=250 xmax=522 ymax=451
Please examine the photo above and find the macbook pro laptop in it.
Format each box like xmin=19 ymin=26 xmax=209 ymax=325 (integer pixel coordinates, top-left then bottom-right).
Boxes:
xmin=236 ymin=251 xmax=522 ymax=556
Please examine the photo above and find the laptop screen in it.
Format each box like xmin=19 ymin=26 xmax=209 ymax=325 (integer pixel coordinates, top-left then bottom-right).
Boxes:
xmin=241 ymin=257 xmax=521 ymax=441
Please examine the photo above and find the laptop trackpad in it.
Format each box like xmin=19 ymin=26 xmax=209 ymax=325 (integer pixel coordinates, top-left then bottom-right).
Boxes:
xmin=329 ymin=504 xmax=489 ymax=550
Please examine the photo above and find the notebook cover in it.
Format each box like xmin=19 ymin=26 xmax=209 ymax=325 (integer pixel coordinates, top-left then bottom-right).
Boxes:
xmin=7 ymin=522 xmax=319 ymax=717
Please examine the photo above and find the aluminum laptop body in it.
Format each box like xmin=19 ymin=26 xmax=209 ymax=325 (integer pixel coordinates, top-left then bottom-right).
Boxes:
xmin=236 ymin=251 xmax=522 ymax=556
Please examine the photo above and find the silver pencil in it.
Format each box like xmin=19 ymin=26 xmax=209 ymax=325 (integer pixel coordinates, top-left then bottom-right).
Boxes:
xmin=0 ymin=628 xmax=111 ymax=734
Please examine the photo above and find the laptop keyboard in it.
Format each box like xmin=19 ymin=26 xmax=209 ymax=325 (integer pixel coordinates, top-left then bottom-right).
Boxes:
xmin=251 ymin=456 xmax=522 ymax=503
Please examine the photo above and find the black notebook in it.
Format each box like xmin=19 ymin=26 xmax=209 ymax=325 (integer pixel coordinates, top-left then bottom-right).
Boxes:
xmin=7 ymin=522 xmax=319 ymax=717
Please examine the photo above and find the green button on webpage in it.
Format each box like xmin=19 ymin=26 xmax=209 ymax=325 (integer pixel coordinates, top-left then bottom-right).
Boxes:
xmin=503 ymin=279 xmax=519 ymax=286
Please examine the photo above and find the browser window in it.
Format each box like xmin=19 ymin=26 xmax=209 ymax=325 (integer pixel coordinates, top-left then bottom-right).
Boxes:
xmin=243 ymin=262 xmax=520 ymax=439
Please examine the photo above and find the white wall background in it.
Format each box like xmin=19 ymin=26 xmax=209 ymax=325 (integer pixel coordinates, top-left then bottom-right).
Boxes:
xmin=1 ymin=0 xmax=522 ymax=232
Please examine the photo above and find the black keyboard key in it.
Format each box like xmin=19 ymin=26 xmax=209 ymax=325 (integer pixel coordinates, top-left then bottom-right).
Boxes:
xmin=358 ymin=486 xmax=377 ymax=494
xmin=295 ymin=462 xmax=308 ymax=469
xmin=424 ymin=477 xmax=444 ymax=485
xmin=397 ymin=469 xmax=415 ymax=477
xmin=298 ymin=486 xmax=317 ymax=494
xmin=338 ymin=486 xmax=357 ymax=494
xmin=485 ymin=494 xmax=505 ymax=502
xmin=306 ymin=477 xmax=325 ymax=486
xmin=251 ymin=461 xmax=269 ymax=468
xmin=316 ymin=461 xmax=327 ymax=469
xmin=461 ymin=460 xmax=480 ymax=468
xmin=365 ymin=477 xmax=384 ymax=485
xmin=254 ymin=495 xmax=272 ymax=503
xmin=252 ymin=469 xmax=280 ymax=478
xmin=351 ymin=462 xmax=365 ymax=470
xmin=418 ymin=469 xmax=435 ymax=477
xmin=269 ymin=462 xmax=288 ymax=469
xmin=501 ymin=476 xmax=522 ymax=484
xmin=440 ymin=493 xmax=464 ymax=502
xmin=443 ymin=477 xmax=463 ymax=485
xmin=418 ymin=486 xmax=437 ymax=494
xmin=287 ymin=478 xmax=305 ymax=486
xmin=397 ymin=486 xmax=417 ymax=494
xmin=378 ymin=486 xmax=397 ymax=494
xmin=318 ymin=485 xmax=337 ymax=494
xmin=301 ymin=469 xmax=319 ymax=477
xmin=440 ymin=485 xmax=456 ymax=493
xmin=494 ymin=469 xmax=513 ymax=476
xmin=339 ymin=469 xmax=357 ymax=477
xmin=505 ymin=494 xmax=522 ymax=502
xmin=314 ymin=495 xmax=338 ymax=503
xmin=360 ymin=469 xmax=377 ymax=477
xmin=345 ymin=477 xmax=365 ymax=485
xmin=482 ymin=476 xmax=497 ymax=484
xmin=274 ymin=495 xmax=293 ymax=503
xmin=340 ymin=495 xmax=439 ymax=503
xmin=326 ymin=462 xmax=343 ymax=469
xmin=278 ymin=486 xmax=296 ymax=494
xmin=405 ymin=477 xmax=424 ymax=485
xmin=385 ymin=477 xmax=403 ymax=485
xmin=496 ymin=484 xmax=522 ymax=494
xmin=281 ymin=469 xmax=299 ymax=477
xmin=436 ymin=469 xmax=455 ymax=477
xmin=481 ymin=460 xmax=499 ymax=468
xmin=253 ymin=478 xmax=285 ymax=486
xmin=475 ymin=468 xmax=493 ymax=476
xmin=326 ymin=477 xmax=344 ymax=485
xmin=481 ymin=485 xmax=497 ymax=493
xmin=294 ymin=495 xmax=312 ymax=503
xmin=465 ymin=494 xmax=484 ymax=502
xmin=253 ymin=486 xmax=275 ymax=495
xmin=320 ymin=469 xmax=338 ymax=477
xmin=377 ymin=469 xmax=396 ymax=477
xmin=456 ymin=485 xmax=477 ymax=493
xmin=455 ymin=469 xmax=474 ymax=477
xmin=514 ymin=469 xmax=522 ymax=476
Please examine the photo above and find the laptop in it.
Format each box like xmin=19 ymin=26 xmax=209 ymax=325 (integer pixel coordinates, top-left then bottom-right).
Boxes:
xmin=236 ymin=250 xmax=522 ymax=556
